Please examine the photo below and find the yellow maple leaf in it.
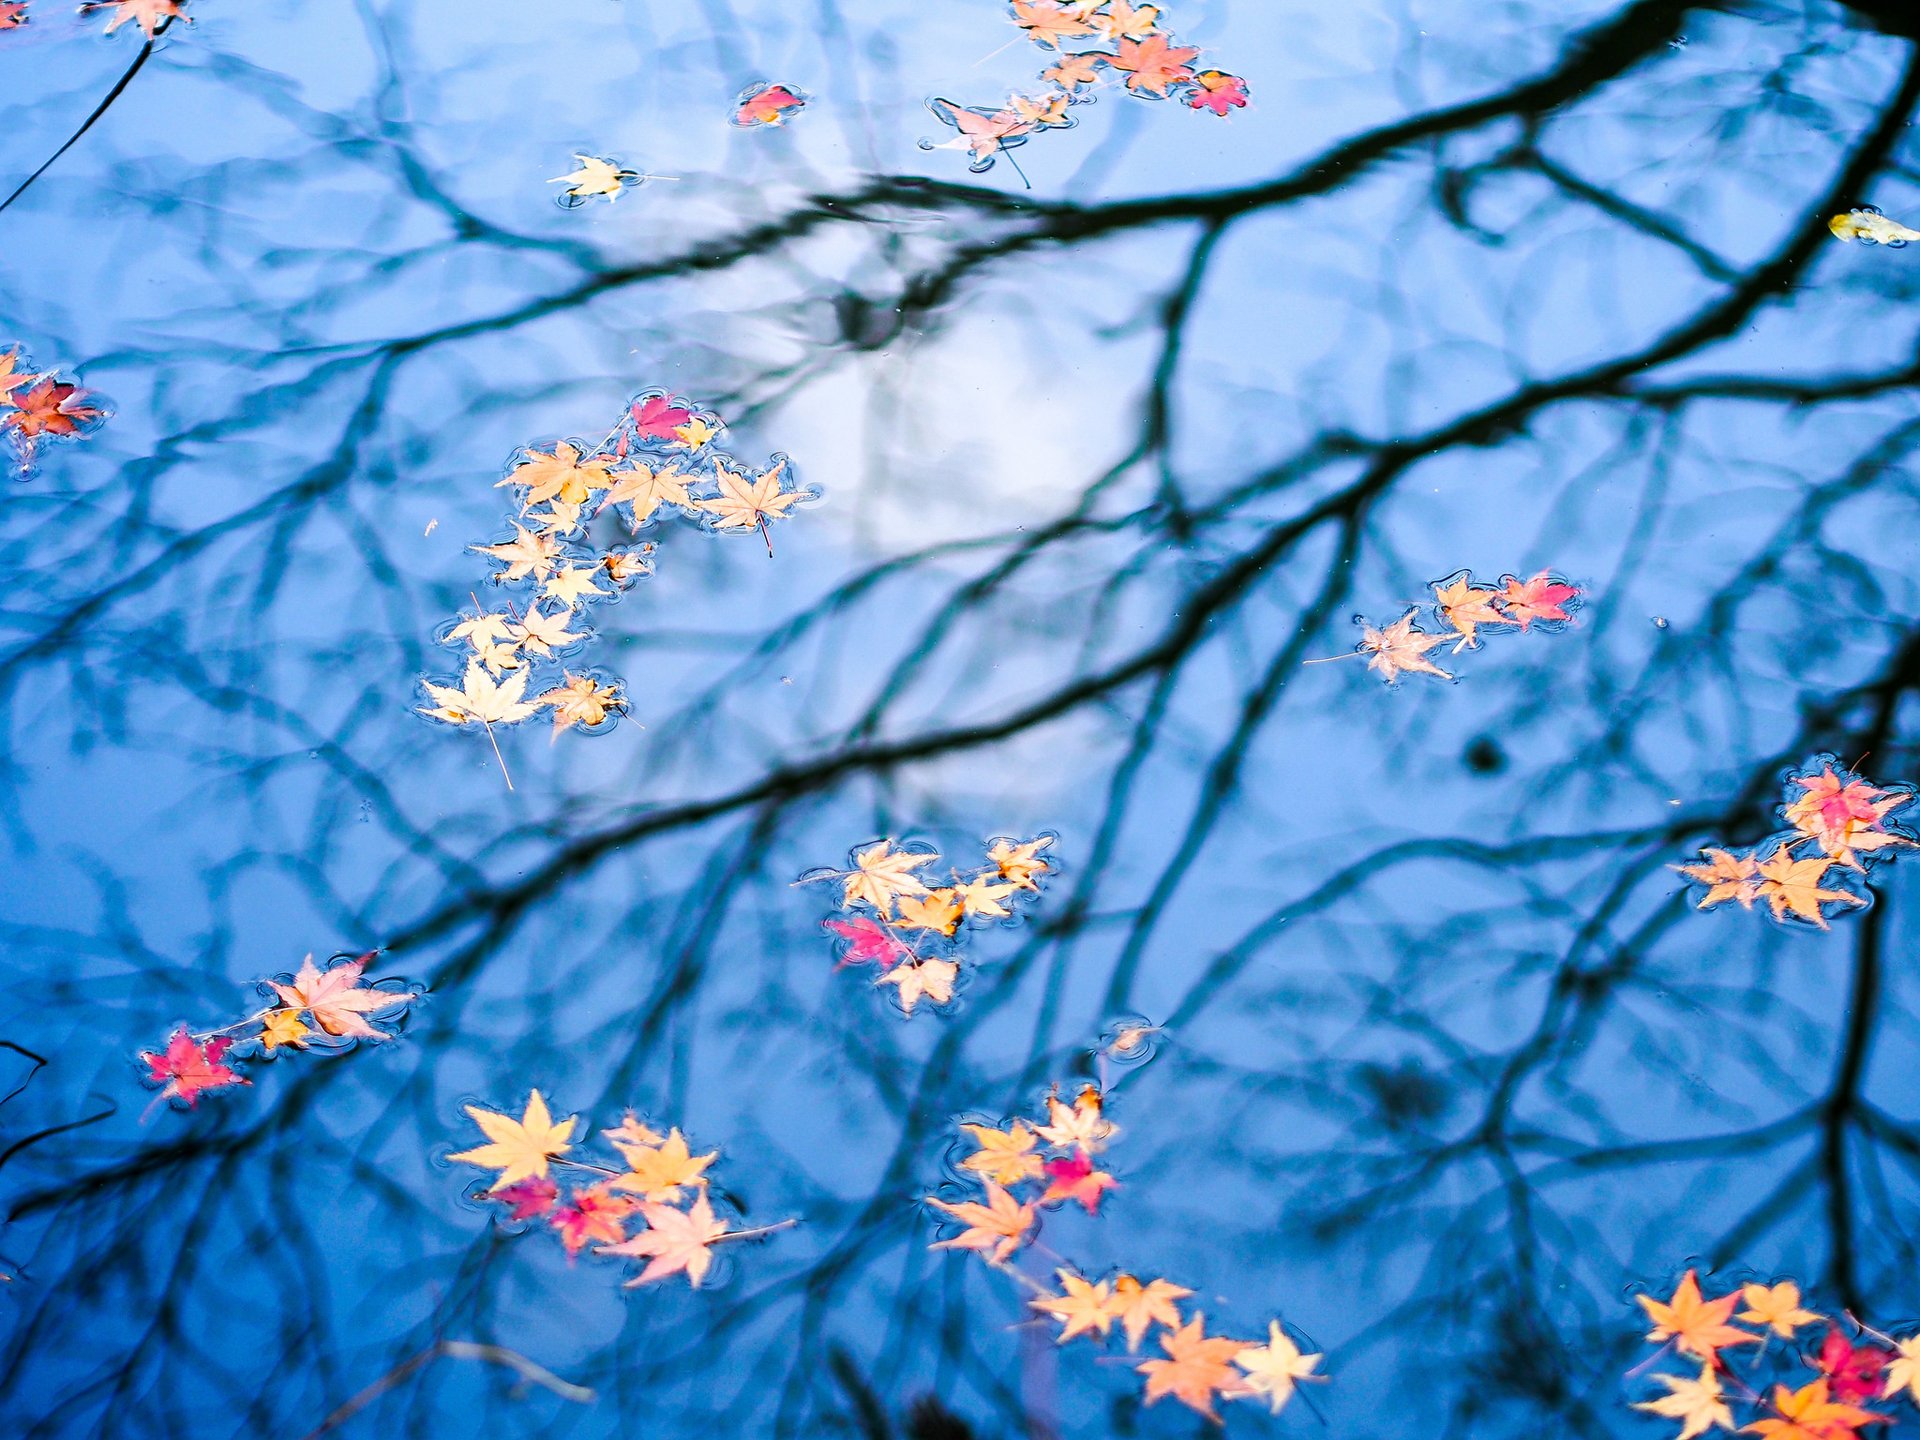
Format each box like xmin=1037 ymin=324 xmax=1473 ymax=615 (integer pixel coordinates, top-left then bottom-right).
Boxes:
xmin=1233 ymin=1320 xmax=1322 ymax=1414
xmin=418 ymin=662 xmax=540 ymax=726
xmin=449 ymin=1090 xmax=577 ymax=1189
xmin=842 ymin=841 xmax=937 ymax=915
xmin=1675 ymin=849 xmax=1762 ymax=910
xmin=1634 ymin=1365 xmax=1735 ymax=1440
xmin=1737 ymin=1281 xmax=1819 ymax=1338
xmin=987 ymin=836 xmax=1053 ymax=889
xmin=1112 ymin=1274 xmax=1192 ymax=1353
xmin=1043 ymin=52 xmax=1106 ymax=89
xmin=1030 ymin=1271 xmax=1127 ymax=1344
xmin=1432 ymin=572 xmax=1511 ymax=652
xmin=536 ymin=673 xmax=624 ymax=734
xmin=879 ymin=958 xmax=958 ymax=1014
xmin=895 ymin=888 xmax=964 ymax=935
xmin=1034 ymin=1085 xmax=1117 ymax=1152
xmin=1744 ymin=1379 xmax=1886 ymax=1438
xmin=601 ymin=461 xmax=693 ymax=526
xmin=1010 ymin=91 xmax=1073 ymax=127
xmin=1137 ymin=1314 xmax=1251 ymax=1420
xmin=1094 ymin=0 xmax=1160 ymax=41
xmin=472 ymin=523 xmax=563 ymax=582
xmin=1830 ymin=208 xmax=1920 ymax=245
xmin=960 ymin=1121 xmax=1044 ymax=1186
xmin=1884 ymin=1335 xmax=1920 ymax=1402
xmin=673 ymin=417 xmax=720 ymax=449
xmin=498 ymin=442 xmax=614 ymax=509
xmin=541 ymin=563 xmax=609 ymax=611
xmin=928 ymin=1183 xmax=1034 ymax=1263
xmin=509 ymin=605 xmax=584 ymax=658
xmin=1753 ymin=849 xmax=1865 ymax=928
xmin=695 ymin=458 xmax=812 ymax=536
xmin=258 ymin=1009 xmax=311 ymax=1052
xmin=952 ymin=875 xmax=1017 ymax=919
xmin=610 ymin=1128 xmax=716 ymax=1200
xmin=548 ymin=155 xmax=629 ymax=203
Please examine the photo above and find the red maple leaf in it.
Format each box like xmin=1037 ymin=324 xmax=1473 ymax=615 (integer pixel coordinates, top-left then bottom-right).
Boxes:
xmin=142 ymin=1031 xmax=246 ymax=1106
xmin=1187 ymin=71 xmax=1249 ymax=116
xmin=824 ymin=915 xmax=914 ymax=969
xmin=1497 ymin=571 xmax=1579 ymax=629
xmin=1040 ymin=1152 xmax=1119 ymax=1214
xmin=1815 ymin=1326 xmax=1893 ymax=1404
xmin=493 ymin=1175 xmax=559 ymax=1220
xmin=630 ymin=393 xmax=692 ymax=441
xmin=735 ymin=83 xmax=806 ymax=127
xmin=0 ymin=5 xmax=27 ymax=30
xmin=3 ymin=378 xmax=103 ymax=440
xmin=550 ymin=1185 xmax=637 ymax=1257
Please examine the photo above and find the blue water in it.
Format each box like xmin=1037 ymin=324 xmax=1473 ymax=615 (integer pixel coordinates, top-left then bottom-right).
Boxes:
xmin=5 ymin=0 xmax=1920 ymax=1435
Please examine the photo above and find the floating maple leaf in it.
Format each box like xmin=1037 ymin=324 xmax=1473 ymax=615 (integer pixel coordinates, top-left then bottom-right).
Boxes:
xmin=1136 ymin=1314 xmax=1250 ymax=1420
xmin=3 ymin=378 xmax=102 ymax=441
xmin=838 ymin=841 xmax=938 ymax=915
xmin=960 ymin=1121 xmax=1045 ymax=1186
xmin=1112 ymin=1274 xmax=1191 ymax=1352
xmin=472 ymin=523 xmax=563 ymax=583
xmin=536 ymin=673 xmax=624 ymax=734
xmin=418 ymin=662 xmax=541 ymax=726
xmin=1030 ymin=1272 xmax=1127 ymax=1344
xmin=1674 ymin=848 xmax=1761 ymax=910
xmin=879 ymin=957 xmax=959 ymax=1014
xmin=1744 ymin=1379 xmax=1885 ymax=1439
xmin=1886 ymin=1335 xmax=1920 ymax=1402
xmin=1010 ymin=0 xmax=1092 ymax=48
xmin=1831 ymin=207 xmax=1920 ymax=245
xmin=610 ymin=1128 xmax=716 ymax=1201
xmin=734 ymin=82 xmax=807 ymax=128
xmin=1432 ymin=572 xmax=1511 ymax=652
xmin=1094 ymin=0 xmax=1161 ymax=42
xmin=1044 ymin=52 xmax=1107 ymax=90
xmin=1034 ymin=1086 xmax=1117 ymax=1152
xmin=1813 ymin=1326 xmax=1894 ymax=1405
xmin=0 ymin=3 xmax=25 ymax=29
xmin=823 ymin=916 xmax=914 ymax=970
xmin=549 ymin=155 xmax=630 ymax=204
xmin=599 ymin=1193 xmax=731 ymax=1287
xmin=142 ymin=1031 xmax=246 ymax=1106
xmin=1233 ymin=1321 xmax=1322 ymax=1414
xmin=551 ymin=1185 xmax=636 ymax=1258
xmin=630 ymin=393 xmax=693 ymax=441
xmin=1738 ymin=1281 xmax=1820 ymax=1338
xmin=1783 ymin=763 xmax=1912 ymax=870
xmin=1355 ymin=610 xmax=1454 ymax=684
xmin=1634 ymin=1365 xmax=1735 ymax=1440
xmin=928 ymin=1183 xmax=1035 ymax=1263
xmin=1040 ymin=1152 xmax=1117 ymax=1213
xmin=1109 ymin=34 xmax=1200 ymax=96
xmin=0 ymin=349 xmax=37 ymax=401
xmin=449 ymin=1091 xmax=578 ymax=1190
xmin=1497 ymin=571 xmax=1580 ymax=629
xmin=695 ymin=457 xmax=813 ymax=548
xmin=79 ymin=0 xmax=186 ymax=37
xmin=499 ymin=442 xmax=614 ymax=512
xmin=924 ymin=99 xmax=1037 ymax=172
xmin=1753 ymin=848 xmax=1865 ymax=929
xmin=895 ymin=888 xmax=964 ymax=935
xmin=601 ymin=460 xmax=693 ymax=527
xmin=258 ymin=1010 xmax=310 ymax=1052
xmin=494 ymin=1176 xmax=559 ymax=1221
xmin=269 ymin=952 xmax=415 ymax=1041
xmin=987 ymin=835 xmax=1053 ymax=888
xmin=1188 ymin=70 xmax=1249 ymax=115
xmin=1637 ymin=1271 xmax=1757 ymax=1363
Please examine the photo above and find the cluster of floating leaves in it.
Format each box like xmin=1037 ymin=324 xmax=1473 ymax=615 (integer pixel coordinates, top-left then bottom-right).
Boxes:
xmin=0 ymin=343 xmax=103 ymax=477
xmin=797 ymin=835 xmax=1057 ymax=1015
xmin=1830 ymin=207 xmax=1920 ymax=247
xmin=1309 ymin=569 xmax=1582 ymax=685
xmin=1676 ymin=757 xmax=1913 ymax=929
xmin=929 ymin=1063 xmax=1324 ymax=1422
xmin=923 ymin=0 xmax=1248 ymax=176
xmin=0 ymin=0 xmax=184 ymax=33
xmin=420 ymin=389 xmax=814 ymax=781
xmin=448 ymin=1092 xmax=794 ymax=1284
xmin=136 ymin=952 xmax=418 ymax=1111
xmin=1630 ymin=1270 xmax=1920 ymax=1440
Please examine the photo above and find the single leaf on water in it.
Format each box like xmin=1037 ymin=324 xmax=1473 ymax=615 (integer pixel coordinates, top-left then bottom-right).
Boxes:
xmin=1432 ymin=572 xmax=1510 ymax=652
xmin=1830 ymin=208 xmax=1920 ymax=245
xmin=1232 ymin=1320 xmax=1322 ymax=1414
xmin=141 ymin=1031 xmax=246 ymax=1106
xmin=599 ymin=1193 xmax=730 ymax=1287
xmin=734 ymin=82 xmax=807 ymax=128
xmin=258 ymin=1009 xmax=311 ymax=1052
xmin=894 ymin=888 xmax=964 ymax=935
xmin=268 ymin=952 xmax=413 ymax=1040
xmin=1094 ymin=0 xmax=1161 ymax=43
xmin=1030 ymin=1272 xmax=1126 ymax=1344
xmin=1753 ymin=849 xmax=1864 ymax=929
xmin=1674 ymin=848 xmax=1761 ymax=910
xmin=960 ymin=1121 xmax=1045 ymax=1186
xmin=928 ymin=1183 xmax=1035 ymax=1263
xmin=79 ymin=0 xmax=185 ymax=37
xmin=1356 ymin=610 xmax=1454 ymax=684
xmin=610 ymin=1128 xmax=716 ymax=1201
xmin=1813 ymin=1326 xmax=1894 ymax=1405
xmin=472 ymin=523 xmax=564 ymax=582
xmin=1497 ymin=570 xmax=1580 ymax=629
xmin=1744 ymin=1380 xmax=1885 ymax=1439
xmin=418 ymin=662 xmax=541 ymax=726
xmin=551 ymin=1185 xmax=637 ymax=1258
xmin=841 ymin=841 xmax=937 ymax=915
xmin=823 ymin=916 xmax=914 ymax=969
xmin=1636 ymin=1271 xmax=1757 ymax=1363
xmin=548 ymin=155 xmax=629 ymax=203
xmin=1040 ymin=1152 xmax=1117 ymax=1213
xmin=1633 ymin=1365 xmax=1735 ymax=1440
xmin=1188 ymin=70 xmax=1249 ymax=115
xmin=449 ymin=1090 xmax=578 ymax=1190
xmin=1033 ymin=1085 xmax=1117 ymax=1152
xmin=1737 ymin=1281 xmax=1819 ymax=1338
xmin=1136 ymin=1314 xmax=1249 ymax=1420
xmin=495 ymin=1175 xmax=559 ymax=1221
xmin=536 ymin=673 xmax=624 ymax=734
xmin=879 ymin=957 xmax=959 ymax=1014
xmin=1112 ymin=1274 xmax=1191 ymax=1353
xmin=1109 ymin=34 xmax=1200 ymax=95
xmin=1010 ymin=0 xmax=1093 ymax=48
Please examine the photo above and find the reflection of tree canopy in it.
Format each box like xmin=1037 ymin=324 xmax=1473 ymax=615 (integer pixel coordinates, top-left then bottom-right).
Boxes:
xmin=4 ymin=0 xmax=1920 ymax=1435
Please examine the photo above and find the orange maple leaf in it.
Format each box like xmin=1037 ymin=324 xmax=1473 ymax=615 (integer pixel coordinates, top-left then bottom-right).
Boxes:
xmin=1743 ymin=1379 xmax=1887 ymax=1439
xmin=1638 ymin=1270 xmax=1759 ymax=1362
xmin=1109 ymin=34 xmax=1200 ymax=96
xmin=3 ymin=378 xmax=102 ymax=440
xmin=1137 ymin=1314 xmax=1251 ymax=1420
xmin=78 ymin=0 xmax=186 ymax=37
xmin=1754 ymin=848 xmax=1866 ymax=928
xmin=1010 ymin=0 xmax=1092 ymax=48
xmin=928 ymin=1183 xmax=1034 ymax=1263
xmin=1674 ymin=848 xmax=1761 ymax=910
